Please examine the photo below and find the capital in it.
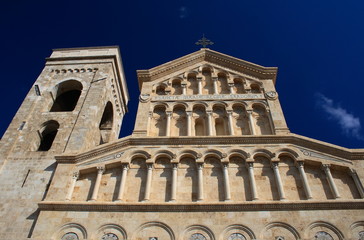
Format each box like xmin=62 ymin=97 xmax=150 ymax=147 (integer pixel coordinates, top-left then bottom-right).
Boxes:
xmin=72 ymin=171 xmax=79 ymax=179
xmin=97 ymin=166 xmax=105 ymax=174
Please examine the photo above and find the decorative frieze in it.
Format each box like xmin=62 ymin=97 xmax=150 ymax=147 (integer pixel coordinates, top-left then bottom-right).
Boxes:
xmin=152 ymin=93 xmax=264 ymax=102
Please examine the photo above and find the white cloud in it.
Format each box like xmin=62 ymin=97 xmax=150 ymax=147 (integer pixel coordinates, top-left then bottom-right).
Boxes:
xmin=316 ymin=93 xmax=362 ymax=140
xmin=179 ymin=6 xmax=189 ymax=19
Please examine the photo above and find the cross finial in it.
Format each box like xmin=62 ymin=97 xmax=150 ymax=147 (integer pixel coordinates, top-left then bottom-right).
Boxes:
xmin=195 ymin=34 xmax=214 ymax=48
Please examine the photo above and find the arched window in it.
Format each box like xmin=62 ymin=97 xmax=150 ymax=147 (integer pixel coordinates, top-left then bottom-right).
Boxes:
xmin=172 ymin=79 xmax=182 ymax=95
xmin=202 ymin=67 xmax=213 ymax=94
xmin=156 ymin=85 xmax=167 ymax=95
xmin=187 ymin=73 xmax=198 ymax=95
xmin=37 ymin=120 xmax=59 ymax=151
xmin=171 ymin=105 xmax=187 ymax=136
xmin=232 ymin=104 xmax=250 ymax=135
xmin=233 ymin=78 xmax=245 ymax=93
xmin=314 ymin=231 xmax=333 ymax=240
xmin=250 ymin=83 xmax=261 ymax=93
xmin=99 ymin=102 xmax=114 ymax=144
xmin=193 ymin=105 xmax=207 ymax=136
xmin=213 ymin=105 xmax=228 ymax=135
xmin=150 ymin=105 xmax=167 ymax=136
xmin=217 ymin=72 xmax=229 ymax=94
xmin=50 ymin=80 xmax=83 ymax=112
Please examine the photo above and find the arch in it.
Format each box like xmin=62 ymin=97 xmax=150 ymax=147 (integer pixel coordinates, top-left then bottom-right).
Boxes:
xmin=233 ymin=78 xmax=245 ymax=94
xmin=305 ymin=221 xmax=345 ymax=240
xmin=53 ymin=222 xmax=87 ymax=240
xmin=172 ymin=104 xmax=187 ymax=136
xmin=128 ymin=150 xmax=151 ymax=161
xmin=252 ymin=104 xmax=273 ymax=135
xmin=212 ymin=105 xmax=228 ymax=136
xmin=50 ymin=80 xmax=83 ymax=112
xmin=99 ymin=101 xmax=114 ymax=144
xmin=150 ymin=105 xmax=167 ymax=136
xmin=37 ymin=120 xmax=60 ymax=151
xmin=231 ymin=103 xmax=250 ymax=135
xmin=93 ymin=224 xmax=127 ymax=240
xmin=203 ymin=149 xmax=224 ymax=160
xmin=252 ymin=149 xmax=275 ymax=160
xmin=178 ymin=150 xmax=200 ymax=161
xmin=193 ymin=104 xmax=207 ymax=136
xmin=172 ymin=78 xmax=182 ymax=95
xmin=217 ymin=72 xmax=229 ymax=94
xmin=261 ymin=222 xmax=300 ymax=240
xmin=227 ymin=149 xmax=249 ymax=160
xmin=155 ymin=83 xmax=168 ymax=95
xmin=201 ymin=66 xmax=214 ymax=94
xmin=133 ymin=221 xmax=175 ymax=240
xmin=350 ymin=221 xmax=364 ymax=240
xmin=152 ymin=150 xmax=176 ymax=161
xmin=276 ymin=148 xmax=301 ymax=160
xmin=250 ymin=83 xmax=261 ymax=93
xmin=187 ymin=72 xmax=198 ymax=95
xmin=221 ymin=224 xmax=256 ymax=240
xmin=183 ymin=225 xmax=215 ymax=240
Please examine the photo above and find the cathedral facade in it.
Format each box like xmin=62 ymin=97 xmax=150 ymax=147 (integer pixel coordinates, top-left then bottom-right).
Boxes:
xmin=0 ymin=46 xmax=364 ymax=240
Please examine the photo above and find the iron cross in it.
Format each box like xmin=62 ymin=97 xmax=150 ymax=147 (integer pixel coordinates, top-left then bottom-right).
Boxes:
xmin=195 ymin=34 xmax=214 ymax=48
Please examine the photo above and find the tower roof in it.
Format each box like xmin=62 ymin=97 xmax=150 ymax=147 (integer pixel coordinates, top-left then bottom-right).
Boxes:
xmin=137 ymin=48 xmax=278 ymax=90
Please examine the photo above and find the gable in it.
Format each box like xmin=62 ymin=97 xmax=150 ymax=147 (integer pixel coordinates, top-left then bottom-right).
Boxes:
xmin=137 ymin=48 xmax=278 ymax=90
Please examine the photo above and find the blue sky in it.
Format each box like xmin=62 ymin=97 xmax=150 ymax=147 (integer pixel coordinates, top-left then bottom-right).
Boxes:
xmin=1 ymin=0 xmax=364 ymax=148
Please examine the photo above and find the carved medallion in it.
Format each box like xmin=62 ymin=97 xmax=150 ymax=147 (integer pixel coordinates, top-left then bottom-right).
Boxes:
xmin=315 ymin=231 xmax=333 ymax=240
xmin=190 ymin=233 xmax=207 ymax=240
xmin=61 ymin=232 xmax=79 ymax=240
xmin=228 ymin=233 xmax=246 ymax=240
xmin=139 ymin=94 xmax=151 ymax=102
xmin=101 ymin=233 xmax=118 ymax=240
xmin=265 ymin=91 xmax=278 ymax=100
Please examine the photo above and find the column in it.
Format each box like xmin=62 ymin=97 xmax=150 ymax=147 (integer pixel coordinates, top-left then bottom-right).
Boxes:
xmin=272 ymin=162 xmax=286 ymax=200
xmin=186 ymin=111 xmax=192 ymax=136
xmin=147 ymin=111 xmax=152 ymax=136
xmin=296 ymin=161 xmax=313 ymax=199
xmin=212 ymin=77 xmax=218 ymax=94
xmin=222 ymin=163 xmax=231 ymax=201
xmin=166 ymin=111 xmax=172 ymax=136
xmin=197 ymin=163 xmax=204 ymax=201
xmin=228 ymin=83 xmax=235 ymax=94
xmin=322 ymin=164 xmax=340 ymax=199
xmin=247 ymin=110 xmax=256 ymax=135
xmin=207 ymin=111 xmax=213 ymax=136
xmin=65 ymin=171 xmax=79 ymax=201
xmin=247 ymin=162 xmax=258 ymax=200
xmin=348 ymin=168 xmax=364 ymax=199
xmin=116 ymin=164 xmax=129 ymax=201
xmin=182 ymin=83 xmax=187 ymax=95
xmin=197 ymin=77 xmax=203 ymax=95
xmin=267 ymin=109 xmax=275 ymax=134
xmin=143 ymin=163 xmax=153 ymax=201
xmin=227 ymin=110 xmax=234 ymax=136
xmin=170 ymin=163 xmax=178 ymax=202
xmin=90 ymin=166 xmax=104 ymax=201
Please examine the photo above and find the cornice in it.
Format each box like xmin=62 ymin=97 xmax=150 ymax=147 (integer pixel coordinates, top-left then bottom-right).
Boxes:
xmin=38 ymin=200 xmax=364 ymax=212
xmin=55 ymin=134 xmax=364 ymax=164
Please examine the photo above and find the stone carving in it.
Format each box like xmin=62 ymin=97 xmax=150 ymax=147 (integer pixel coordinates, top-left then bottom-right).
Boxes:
xmin=314 ymin=231 xmax=333 ymax=240
xmin=101 ymin=233 xmax=118 ymax=240
xmin=61 ymin=232 xmax=79 ymax=240
xmin=139 ymin=94 xmax=151 ymax=102
xmin=152 ymin=93 xmax=263 ymax=101
xmin=80 ymin=152 xmax=125 ymax=166
xmin=265 ymin=91 xmax=278 ymax=100
xmin=190 ymin=233 xmax=207 ymax=240
xmin=228 ymin=233 xmax=246 ymax=240
xmin=359 ymin=231 xmax=364 ymax=240
xmin=298 ymin=148 xmax=350 ymax=164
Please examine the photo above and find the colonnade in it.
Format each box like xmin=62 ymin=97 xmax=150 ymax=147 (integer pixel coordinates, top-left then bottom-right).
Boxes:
xmin=149 ymin=103 xmax=273 ymax=137
xmin=158 ymin=69 xmax=260 ymax=96
xmin=66 ymin=161 xmax=364 ymax=202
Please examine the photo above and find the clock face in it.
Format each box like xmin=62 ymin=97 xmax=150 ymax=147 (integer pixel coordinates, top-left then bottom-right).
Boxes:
xmin=101 ymin=233 xmax=119 ymax=240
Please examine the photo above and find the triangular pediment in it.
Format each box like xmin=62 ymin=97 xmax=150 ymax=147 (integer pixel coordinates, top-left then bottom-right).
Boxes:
xmin=137 ymin=48 xmax=278 ymax=90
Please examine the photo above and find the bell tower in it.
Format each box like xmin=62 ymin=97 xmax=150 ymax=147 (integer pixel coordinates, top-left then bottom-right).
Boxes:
xmin=0 ymin=46 xmax=129 ymax=238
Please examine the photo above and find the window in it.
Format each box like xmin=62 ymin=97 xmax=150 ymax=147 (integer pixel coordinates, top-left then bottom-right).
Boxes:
xmin=38 ymin=120 xmax=59 ymax=151
xmin=50 ymin=80 xmax=83 ymax=112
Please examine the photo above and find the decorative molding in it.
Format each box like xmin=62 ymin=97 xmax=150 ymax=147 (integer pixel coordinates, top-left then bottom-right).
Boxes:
xmin=298 ymin=148 xmax=350 ymax=164
xmin=38 ymin=200 xmax=364 ymax=212
xmin=139 ymin=94 xmax=151 ymax=102
xmin=265 ymin=91 xmax=278 ymax=100
xmin=152 ymin=94 xmax=264 ymax=102
xmin=78 ymin=152 xmax=124 ymax=166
